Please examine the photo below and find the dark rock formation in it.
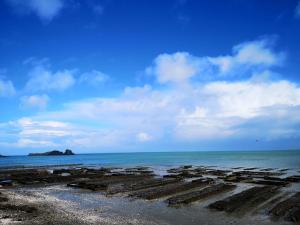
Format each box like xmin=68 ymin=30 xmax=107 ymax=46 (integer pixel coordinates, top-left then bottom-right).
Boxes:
xmin=285 ymin=175 xmax=300 ymax=183
xmin=28 ymin=149 xmax=75 ymax=156
xmin=107 ymin=178 xmax=181 ymax=194
xmin=270 ymin=192 xmax=300 ymax=222
xmin=167 ymin=183 xmax=236 ymax=206
xmin=67 ymin=173 xmax=154 ymax=191
xmin=0 ymin=203 xmax=37 ymax=213
xmin=0 ymin=180 xmax=13 ymax=187
xmin=209 ymin=185 xmax=280 ymax=213
xmin=130 ymin=178 xmax=213 ymax=200
xmin=64 ymin=149 xmax=75 ymax=155
xmin=1 ymin=164 xmax=300 ymax=223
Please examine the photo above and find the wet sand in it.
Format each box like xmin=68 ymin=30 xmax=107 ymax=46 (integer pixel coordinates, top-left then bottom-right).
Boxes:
xmin=0 ymin=165 xmax=299 ymax=225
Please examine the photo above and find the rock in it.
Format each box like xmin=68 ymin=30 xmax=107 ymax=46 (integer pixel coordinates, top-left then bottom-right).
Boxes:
xmin=0 ymin=180 xmax=13 ymax=187
xmin=28 ymin=149 xmax=75 ymax=156
xmin=130 ymin=178 xmax=213 ymax=200
xmin=52 ymin=169 xmax=70 ymax=175
xmin=0 ymin=192 xmax=8 ymax=202
xmin=270 ymin=192 xmax=300 ymax=222
xmin=209 ymin=186 xmax=280 ymax=213
xmin=29 ymin=150 xmax=63 ymax=156
xmin=285 ymin=175 xmax=300 ymax=183
xmin=167 ymin=183 xmax=236 ymax=206
xmin=0 ymin=204 xmax=37 ymax=213
xmin=64 ymin=149 xmax=75 ymax=155
xmin=279 ymin=168 xmax=290 ymax=172
xmin=68 ymin=173 xmax=154 ymax=191
xmin=244 ymin=167 xmax=259 ymax=171
xmin=163 ymin=174 xmax=181 ymax=179
xmin=260 ymin=168 xmax=274 ymax=171
xmin=246 ymin=179 xmax=289 ymax=186
xmin=183 ymin=165 xmax=192 ymax=169
xmin=232 ymin=170 xmax=284 ymax=178
xmin=107 ymin=178 xmax=181 ymax=194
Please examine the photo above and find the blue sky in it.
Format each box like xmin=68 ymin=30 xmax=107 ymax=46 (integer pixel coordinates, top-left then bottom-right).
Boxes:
xmin=0 ymin=0 xmax=300 ymax=155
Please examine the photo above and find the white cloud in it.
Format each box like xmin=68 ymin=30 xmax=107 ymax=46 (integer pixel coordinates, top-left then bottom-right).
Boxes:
xmin=0 ymin=117 xmax=80 ymax=148
xmin=79 ymin=70 xmax=109 ymax=85
xmin=201 ymin=80 xmax=300 ymax=119
xmin=20 ymin=94 xmax=49 ymax=110
xmin=295 ymin=1 xmax=300 ymax=18
xmin=175 ymin=79 xmax=300 ymax=140
xmin=147 ymin=38 xmax=284 ymax=82
xmin=136 ymin=132 xmax=153 ymax=142
xmin=234 ymin=39 xmax=280 ymax=65
xmin=175 ymin=107 xmax=236 ymax=140
xmin=17 ymin=117 xmax=72 ymax=138
xmin=0 ymin=117 xmax=136 ymax=150
xmin=208 ymin=39 xmax=284 ymax=74
xmin=29 ymin=77 xmax=300 ymax=144
xmin=146 ymin=52 xmax=201 ymax=84
xmin=6 ymin=0 xmax=64 ymax=22
xmin=1 ymin=38 xmax=299 ymax=151
xmin=0 ymin=78 xmax=16 ymax=97
xmin=16 ymin=138 xmax=57 ymax=148
xmin=25 ymin=65 xmax=75 ymax=92
xmin=208 ymin=56 xmax=233 ymax=74
xmin=2 ymin=76 xmax=300 ymax=150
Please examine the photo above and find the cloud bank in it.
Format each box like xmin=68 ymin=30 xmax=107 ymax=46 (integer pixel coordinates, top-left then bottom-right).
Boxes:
xmin=25 ymin=65 xmax=75 ymax=92
xmin=1 ymin=37 xmax=300 ymax=152
xmin=0 ymin=78 xmax=16 ymax=97
xmin=6 ymin=0 xmax=64 ymax=22
xmin=20 ymin=94 xmax=49 ymax=110
xmin=146 ymin=38 xmax=284 ymax=84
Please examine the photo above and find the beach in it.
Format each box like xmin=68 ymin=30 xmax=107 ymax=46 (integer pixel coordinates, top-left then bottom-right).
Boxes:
xmin=0 ymin=155 xmax=300 ymax=225
xmin=2 ymin=0 xmax=300 ymax=224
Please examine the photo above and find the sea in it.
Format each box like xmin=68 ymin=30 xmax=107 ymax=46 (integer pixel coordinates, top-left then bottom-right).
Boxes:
xmin=1 ymin=150 xmax=300 ymax=225
xmin=1 ymin=150 xmax=300 ymax=173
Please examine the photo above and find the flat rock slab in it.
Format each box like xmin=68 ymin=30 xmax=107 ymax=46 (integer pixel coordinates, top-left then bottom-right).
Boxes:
xmin=233 ymin=171 xmax=284 ymax=177
xmin=68 ymin=174 xmax=154 ymax=191
xmin=167 ymin=183 xmax=236 ymax=206
xmin=130 ymin=178 xmax=213 ymax=200
xmin=246 ymin=179 xmax=289 ymax=186
xmin=285 ymin=176 xmax=300 ymax=183
xmin=107 ymin=178 xmax=181 ymax=194
xmin=209 ymin=185 xmax=281 ymax=214
xmin=0 ymin=204 xmax=37 ymax=213
xmin=270 ymin=192 xmax=300 ymax=222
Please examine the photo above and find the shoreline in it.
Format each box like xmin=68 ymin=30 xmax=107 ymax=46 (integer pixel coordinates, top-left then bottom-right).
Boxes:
xmin=1 ymin=151 xmax=300 ymax=174
xmin=0 ymin=165 xmax=299 ymax=224
xmin=2 ymin=149 xmax=300 ymax=156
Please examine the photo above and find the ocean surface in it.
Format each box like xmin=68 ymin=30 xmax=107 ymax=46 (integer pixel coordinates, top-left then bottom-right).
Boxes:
xmin=1 ymin=150 xmax=300 ymax=171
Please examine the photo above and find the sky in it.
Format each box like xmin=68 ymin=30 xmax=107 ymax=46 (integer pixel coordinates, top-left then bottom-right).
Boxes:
xmin=0 ymin=0 xmax=300 ymax=155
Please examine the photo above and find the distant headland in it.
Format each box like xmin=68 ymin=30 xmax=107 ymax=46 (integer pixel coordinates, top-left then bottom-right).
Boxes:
xmin=28 ymin=149 xmax=75 ymax=156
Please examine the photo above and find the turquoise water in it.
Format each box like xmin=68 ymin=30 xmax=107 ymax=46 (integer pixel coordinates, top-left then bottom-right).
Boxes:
xmin=1 ymin=150 xmax=300 ymax=170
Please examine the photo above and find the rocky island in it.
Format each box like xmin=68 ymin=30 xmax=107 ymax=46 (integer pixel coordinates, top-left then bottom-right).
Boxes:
xmin=28 ymin=149 xmax=75 ymax=156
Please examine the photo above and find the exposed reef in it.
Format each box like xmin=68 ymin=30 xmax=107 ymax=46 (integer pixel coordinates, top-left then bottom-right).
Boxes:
xmin=0 ymin=165 xmax=299 ymax=224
